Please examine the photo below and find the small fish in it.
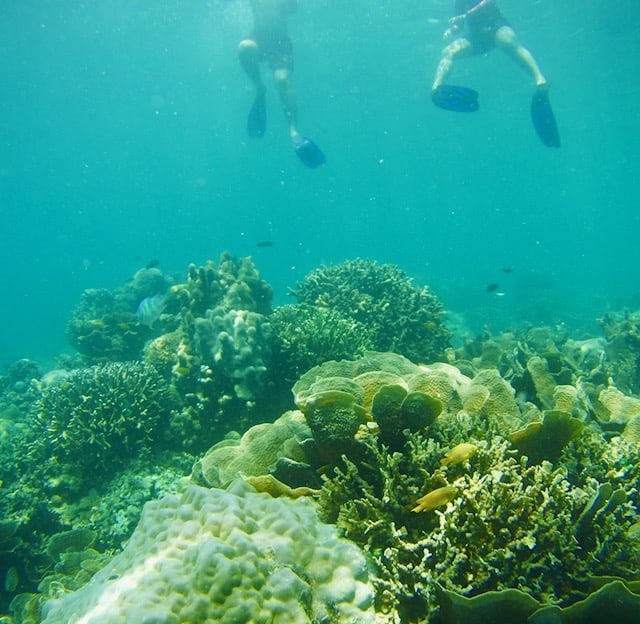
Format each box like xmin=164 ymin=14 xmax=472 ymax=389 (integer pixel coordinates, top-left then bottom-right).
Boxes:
xmin=502 ymin=267 xmax=514 ymax=274
xmin=136 ymin=294 xmax=167 ymax=327
xmin=412 ymin=485 xmax=458 ymax=513
xmin=146 ymin=258 xmax=160 ymax=269
xmin=441 ymin=443 xmax=478 ymax=467
xmin=486 ymin=283 xmax=500 ymax=293
xmin=256 ymin=240 xmax=275 ymax=248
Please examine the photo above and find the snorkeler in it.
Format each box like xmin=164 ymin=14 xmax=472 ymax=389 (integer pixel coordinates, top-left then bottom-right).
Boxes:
xmin=238 ymin=0 xmax=325 ymax=167
xmin=431 ymin=0 xmax=560 ymax=147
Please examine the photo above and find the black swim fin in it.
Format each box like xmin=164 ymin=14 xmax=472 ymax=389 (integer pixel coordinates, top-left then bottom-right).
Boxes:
xmin=531 ymin=86 xmax=560 ymax=147
xmin=294 ymin=137 xmax=326 ymax=168
xmin=247 ymin=91 xmax=266 ymax=139
xmin=432 ymin=84 xmax=479 ymax=112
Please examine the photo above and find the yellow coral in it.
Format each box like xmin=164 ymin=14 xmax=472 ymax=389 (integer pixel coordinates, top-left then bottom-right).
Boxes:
xmin=461 ymin=385 xmax=490 ymax=414
xmin=354 ymin=371 xmax=408 ymax=414
xmin=598 ymin=387 xmax=640 ymax=424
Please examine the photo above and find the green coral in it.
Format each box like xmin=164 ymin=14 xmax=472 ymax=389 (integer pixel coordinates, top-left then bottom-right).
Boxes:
xmin=291 ymin=259 xmax=451 ymax=362
xmin=30 ymin=362 xmax=176 ymax=484
xmin=155 ymin=254 xmax=276 ymax=449
xmin=268 ymin=304 xmax=373 ymax=386
xmin=192 ymin=410 xmax=314 ymax=489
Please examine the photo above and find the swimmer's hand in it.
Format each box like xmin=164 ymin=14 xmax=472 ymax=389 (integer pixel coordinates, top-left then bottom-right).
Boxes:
xmin=449 ymin=13 xmax=467 ymax=27
xmin=443 ymin=25 xmax=461 ymax=40
xmin=444 ymin=14 xmax=465 ymax=40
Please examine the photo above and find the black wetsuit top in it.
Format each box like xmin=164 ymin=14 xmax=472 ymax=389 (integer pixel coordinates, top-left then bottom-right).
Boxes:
xmin=454 ymin=0 xmax=509 ymax=52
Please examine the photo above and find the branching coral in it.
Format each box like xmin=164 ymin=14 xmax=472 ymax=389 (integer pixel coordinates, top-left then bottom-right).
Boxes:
xmin=300 ymin=351 xmax=640 ymax=622
xmin=320 ymin=432 xmax=638 ymax=622
xmin=268 ymin=304 xmax=373 ymax=386
xmin=291 ymin=259 xmax=451 ymax=362
xmin=29 ymin=362 xmax=176 ymax=485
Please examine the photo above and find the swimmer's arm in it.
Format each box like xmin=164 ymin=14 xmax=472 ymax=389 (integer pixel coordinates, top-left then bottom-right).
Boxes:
xmin=466 ymin=0 xmax=492 ymax=17
xmin=450 ymin=0 xmax=492 ymax=26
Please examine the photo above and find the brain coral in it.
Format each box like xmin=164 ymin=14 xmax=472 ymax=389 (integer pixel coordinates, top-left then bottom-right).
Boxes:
xmin=41 ymin=480 xmax=375 ymax=624
xmin=292 ymin=259 xmax=451 ymax=362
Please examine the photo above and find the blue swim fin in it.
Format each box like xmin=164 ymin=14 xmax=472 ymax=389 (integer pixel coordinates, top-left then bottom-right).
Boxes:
xmin=531 ymin=86 xmax=560 ymax=147
xmin=294 ymin=137 xmax=326 ymax=168
xmin=247 ymin=91 xmax=266 ymax=139
xmin=432 ymin=84 xmax=479 ymax=112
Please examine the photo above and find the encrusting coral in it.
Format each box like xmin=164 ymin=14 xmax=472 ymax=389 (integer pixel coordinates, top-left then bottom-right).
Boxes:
xmin=191 ymin=410 xmax=316 ymax=490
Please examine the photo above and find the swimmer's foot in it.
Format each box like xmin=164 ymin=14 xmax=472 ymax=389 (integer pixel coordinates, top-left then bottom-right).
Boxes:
xmin=531 ymin=84 xmax=560 ymax=147
xmin=431 ymin=84 xmax=479 ymax=112
xmin=247 ymin=89 xmax=266 ymax=139
xmin=293 ymin=136 xmax=326 ymax=168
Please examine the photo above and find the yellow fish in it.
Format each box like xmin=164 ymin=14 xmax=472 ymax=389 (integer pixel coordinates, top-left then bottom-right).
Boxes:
xmin=441 ymin=443 xmax=478 ymax=467
xmin=412 ymin=486 xmax=458 ymax=513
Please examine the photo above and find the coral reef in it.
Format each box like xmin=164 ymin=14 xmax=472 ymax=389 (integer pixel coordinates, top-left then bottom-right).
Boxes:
xmin=41 ymin=481 xmax=375 ymax=624
xmin=291 ymin=259 xmax=451 ymax=362
xmin=192 ymin=307 xmax=272 ymax=401
xmin=6 ymin=253 xmax=640 ymax=624
xmin=286 ymin=351 xmax=640 ymax=622
xmin=155 ymin=254 xmax=276 ymax=450
xmin=599 ymin=309 xmax=640 ymax=395
xmin=65 ymin=263 xmax=175 ymax=363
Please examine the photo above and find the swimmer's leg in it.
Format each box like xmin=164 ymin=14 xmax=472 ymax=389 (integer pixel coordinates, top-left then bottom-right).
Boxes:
xmin=238 ymin=39 xmax=267 ymax=138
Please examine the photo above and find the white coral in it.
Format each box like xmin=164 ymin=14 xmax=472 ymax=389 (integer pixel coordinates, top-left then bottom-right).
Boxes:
xmin=42 ymin=480 xmax=374 ymax=624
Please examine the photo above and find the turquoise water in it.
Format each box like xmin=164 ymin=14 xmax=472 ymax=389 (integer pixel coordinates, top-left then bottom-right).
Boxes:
xmin=1 ymin=0 xmax=639 ymax=366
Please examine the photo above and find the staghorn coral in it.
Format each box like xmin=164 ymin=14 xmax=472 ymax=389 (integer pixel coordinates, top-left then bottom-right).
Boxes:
xmin=319 ymin=433 xmax=639 ymax=622
xmin=291 ymin=259 xmax=451 ymax=362
xmin=29 ymin=362 xmax=176 ymax=486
